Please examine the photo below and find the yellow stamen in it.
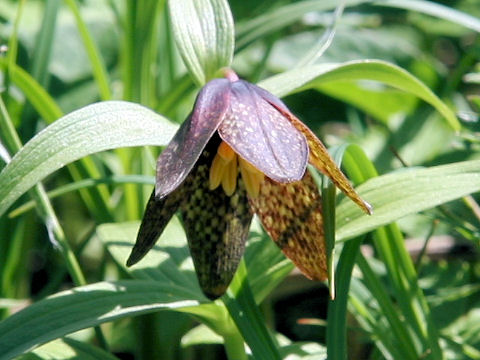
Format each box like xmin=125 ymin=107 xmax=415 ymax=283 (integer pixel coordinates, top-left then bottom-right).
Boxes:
xmin=239 ymin=158 xmax=264 ymax=198
xmin=221 ymin=155 xmax=237 ymax=196
xmin=209 ymin=141 xmax=265 ymax=197
xmin=217 ymin=141 xmax=235 ymax=162
xmin=209 ymin=155 xmax=225 ymax=190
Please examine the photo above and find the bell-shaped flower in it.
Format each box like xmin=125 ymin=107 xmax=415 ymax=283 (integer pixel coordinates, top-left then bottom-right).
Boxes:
xmin=127 ymin=70 xmax=371 ymax=300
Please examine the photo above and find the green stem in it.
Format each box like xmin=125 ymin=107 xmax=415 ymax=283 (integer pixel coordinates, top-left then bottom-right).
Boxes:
xmin=326 ymin=237 xmax=363 ymax=360
xmin=223 ymin=329 xmax=248 ymax=360
xmin=222 ymin=260 xmax=281 ymax=360
xmin=65 ymin=0 xmax=112 ymax=101
xmin=0 ymin=96 xmax=109 ymax=350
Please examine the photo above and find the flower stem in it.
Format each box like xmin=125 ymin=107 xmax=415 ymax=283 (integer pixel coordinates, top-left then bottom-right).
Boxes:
xmin=222 ymin=259 xmax=281 ymax=360
xmin=223 ymin=329 xmax=248 ymax=360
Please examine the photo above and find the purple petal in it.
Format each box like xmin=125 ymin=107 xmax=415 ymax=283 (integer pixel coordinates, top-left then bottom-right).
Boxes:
xmin=127 ymin=187 xmax=184 ymax=266
xmin=155 ymin=78 xmax=232 ymax=199
xmin=218 ymin=80 xmax=308 ymax=183
xmin=248 ymin=82 xmax=290 ymax=113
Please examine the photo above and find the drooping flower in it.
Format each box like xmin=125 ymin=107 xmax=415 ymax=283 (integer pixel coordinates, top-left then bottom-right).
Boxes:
xmin=127 ymin=69 xmax=372 ymax=300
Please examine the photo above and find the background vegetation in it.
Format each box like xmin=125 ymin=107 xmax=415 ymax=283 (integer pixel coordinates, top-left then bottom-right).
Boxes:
xmin=0 ymin=0 xmax=479 ymax=359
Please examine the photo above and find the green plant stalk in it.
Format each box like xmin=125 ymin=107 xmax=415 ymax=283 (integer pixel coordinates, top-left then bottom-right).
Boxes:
xmin=1 ymin=216 xmax=35 ymax=300
xmin=324 ymin=144 xmax=375 ymax=360
xmin=326 ymin=237 xmax=362 ymax=360
xmin=5 ymin=0 xmax=24 ymax=86
xmin=140 ymin=0 xmax=163 ymax=107
xmin=118 ymin=0 xmax=164 ymax=220
xmin=223 ymin=260 xmax=281 ymax=360
xmin=348 ymin=283 xmax=406 ymax=359
xmin=0 ymin=96 xmax=109 ymax=350
xmin=19 ymin=0 xmax=60 ymax=140
xmin=343 ymin=145 xmax=442 ymax=358
xmin=158 ymin=7 xmax=177 ymax=99
xmin=373 ymin=225 xmax=443 ymax=359
xmin=65 ymin=0 xmax=112 ymax=101
xmin=223 ymin=327 xmax=248 ymax=360
xmin=9 ymin=175 xmax=154 ymax=218
xmin=355 ymin=254 xmax=418 ymax=359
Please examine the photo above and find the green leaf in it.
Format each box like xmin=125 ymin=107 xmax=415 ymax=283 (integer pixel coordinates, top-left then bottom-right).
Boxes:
xmin=223 ymin=260 xmax=282 ymax=360
xmin=278 ymin=341 xmax=327 ymax=360
xmin=244 ymin=219 xmax=293 ymax=303
xmin=259 ymin=60 xmax=460 ymax=131
xmin=235 ymin=0 xmax=480 ymax=51
xmin=336 ymin=159 xmax=480 ymax=242
xmin=317 ymin=81 xmax=417 ymax=124
xmin=18 ymin=338 xmax=121 ymax=360
xmin=8 ymin=175 xmax=155 ymax=218
xmin=0 ymin=280 xmax=201 ymax=360
xmin=98 ymin=220 xmax=250 ymax=359
xmin=235 ymin=0 xmax=352 ymax=50
xmin=168 ymin=0 xmax=234 ymax=85
xmin=373 ymin=0 xmax=480 ymax=33
xmin=97 ymin=218 xmax=204 ymax=298
xmin=65 ymin=0 xmax=112 ymax=100
xmin=98 ymin=218 xmax=290 ymax=359
xmin=0 ymin=101 xmax=178 ymax=218
xmin=99 ymin=217 xmax=292 ymax=305
xmin=181 ymin=324 xmax=223 ymax=347
xmin=0 ymin=59 xmax=63 ymax=122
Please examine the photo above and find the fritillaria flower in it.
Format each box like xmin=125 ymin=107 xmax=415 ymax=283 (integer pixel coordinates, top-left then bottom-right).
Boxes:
xmin=127 ymin=69 xmax=371 ymax=300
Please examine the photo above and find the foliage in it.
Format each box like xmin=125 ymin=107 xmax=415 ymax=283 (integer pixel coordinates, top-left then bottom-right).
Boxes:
xmin=0 ymin=0 xmax=479 ymax=359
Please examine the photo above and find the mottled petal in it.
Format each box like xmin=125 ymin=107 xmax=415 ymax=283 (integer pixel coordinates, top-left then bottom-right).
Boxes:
xmin=249 ymin=82 xmax=290 ymax=113
xmin=155 ymin=78 xmax=232 ymax=199
xmin=218 ymin=80 xmax=308 ymax=183
xmin=126 ymin=187 xmax=185 ymax=266
xmin=180 ymin=135 xmax=253 ymax=299
xmin=270 ymin=105 xmax=373 ymax=215
xmin=250 ymin=172 xmax=327 ymax=280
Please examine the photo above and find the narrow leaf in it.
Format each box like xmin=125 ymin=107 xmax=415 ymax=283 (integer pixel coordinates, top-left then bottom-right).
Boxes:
xmin=336 ymin=160 xmax=480 ymax=241
xmin=18 ymin=338 xmax=121 ymax=360
xmin=259 ymin=60 xmax=460 ymax=131
xmin=0 ymin=280 xmax=201 ymax=360
xmin=374 ymin=0 xmax=480 ymax=33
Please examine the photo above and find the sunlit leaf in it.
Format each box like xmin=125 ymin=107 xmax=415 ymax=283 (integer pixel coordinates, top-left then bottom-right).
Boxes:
xmin=336 ymin=160 xmax=480 ymax=241
xmin=17 ymin=338 xmax=120 ymax=360
xmin=0 ymin=101 xmax=178 ymax=217
xmin=259 ymin=60 xmax=460 ymax=131
xmin=0 ymin=281 xmax=201 ymax=360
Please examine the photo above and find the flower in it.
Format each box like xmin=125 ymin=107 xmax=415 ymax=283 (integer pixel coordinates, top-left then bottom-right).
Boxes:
xmin=127 ymin=69 xmax=372 ymax=300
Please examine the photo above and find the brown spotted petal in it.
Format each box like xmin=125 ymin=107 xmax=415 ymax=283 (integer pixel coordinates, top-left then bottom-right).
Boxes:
xmin=180 ymin=136 xmax=253 ymax=299
xmin=218 ymin=80 xmax=308 ymax=183
xmin=126 ymin=186 xmax=186 ymax=266
xmin=250 ymin=172 xmax=327 ymax=281
xmin=281 ymin=111 xmax=373 ymax=215
xmin=155 ymin=78 xmax=232 ymax=199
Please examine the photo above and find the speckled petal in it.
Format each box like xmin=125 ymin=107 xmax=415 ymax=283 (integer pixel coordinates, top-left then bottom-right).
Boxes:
xmin=218 ymin=80 xmax=308 ymax=183
xmin=250 ymin=171 xmax=327 ymax=281
xmin=180 ymin=135 xmax=253 ymax=300
xmin=277 ymin=109 xmax=373 ymax=215
xmin=155 ymin=78 xmax=232 ymax=199
xmin=126 ymin=186 xmax=185 ymax=267
xmin=249 ymin=82 xmax=290 ymax=114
